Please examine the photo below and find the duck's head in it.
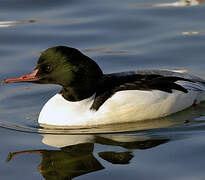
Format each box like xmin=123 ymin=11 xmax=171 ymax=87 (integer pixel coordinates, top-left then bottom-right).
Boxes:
xmin=4 ymin=46 xmax=103 ymax=101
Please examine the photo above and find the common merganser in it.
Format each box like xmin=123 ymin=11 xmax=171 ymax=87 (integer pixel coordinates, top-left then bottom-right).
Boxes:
xmin=4 ymin=46 xmax=205 ymax=126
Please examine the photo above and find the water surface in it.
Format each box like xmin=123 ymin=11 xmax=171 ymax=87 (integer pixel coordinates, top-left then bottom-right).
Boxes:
xmin=0 ymin=0 xmax=205 ymax=179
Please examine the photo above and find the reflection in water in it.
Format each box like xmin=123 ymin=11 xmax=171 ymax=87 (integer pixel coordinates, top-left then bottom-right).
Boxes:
xmin=98 ymin=151 xmax=133 ymax=164
xmin=7 ymin=143 xmax=104 ymax=180
xmin=7 ymin=134 xmax=170 ymax=180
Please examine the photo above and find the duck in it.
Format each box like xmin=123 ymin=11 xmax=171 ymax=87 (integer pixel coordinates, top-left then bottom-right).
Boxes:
xmin=3 ymin=46 xmax=205 ymax=127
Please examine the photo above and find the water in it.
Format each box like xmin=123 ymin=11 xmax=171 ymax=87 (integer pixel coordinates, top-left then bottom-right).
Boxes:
xmin=0 ymin=0 xmax=205 ymax=179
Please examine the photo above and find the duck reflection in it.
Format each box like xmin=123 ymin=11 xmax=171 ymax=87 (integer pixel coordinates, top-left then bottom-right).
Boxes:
xmin=7 ymin=143 xmax=103 ymax=180
xmin=6 ymin=134 xmax=169 ymax=180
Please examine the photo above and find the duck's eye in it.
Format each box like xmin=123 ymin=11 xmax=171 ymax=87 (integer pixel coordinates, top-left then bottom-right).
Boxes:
xmin=43 ymin=65 xmax=52 ymax=73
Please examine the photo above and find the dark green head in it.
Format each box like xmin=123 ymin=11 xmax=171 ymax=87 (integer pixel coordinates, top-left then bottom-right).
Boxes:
xmin=36 ymin=46 xmax=103 ymax=87
xmin=4 ymin=46 xmax=103 ymax=101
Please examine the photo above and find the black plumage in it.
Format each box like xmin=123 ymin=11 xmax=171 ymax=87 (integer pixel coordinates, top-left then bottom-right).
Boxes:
xmin=90 ymin=73 xmax=192 ymax=111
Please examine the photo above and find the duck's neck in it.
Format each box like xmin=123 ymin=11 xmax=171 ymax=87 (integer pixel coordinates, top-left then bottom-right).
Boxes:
xmin=60 ymin=60 xmax=103 ymax=101
xmin=60 ymin=85 xmax=96 ymax=102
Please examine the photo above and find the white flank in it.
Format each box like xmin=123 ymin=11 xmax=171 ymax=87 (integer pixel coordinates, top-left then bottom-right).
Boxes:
xmin=38 ymin=80 xmax=205 ymax=127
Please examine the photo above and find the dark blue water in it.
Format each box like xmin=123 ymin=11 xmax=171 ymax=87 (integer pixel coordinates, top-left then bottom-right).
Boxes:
xmin=0 ymin=0 xmax=205 ymax=179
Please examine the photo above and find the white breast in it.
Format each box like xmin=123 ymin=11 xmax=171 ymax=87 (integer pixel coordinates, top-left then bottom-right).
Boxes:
xmin=38 ymin=94 xmax=96 ymax=126
xmin=38 ymin=81 xmax=205 ymax=127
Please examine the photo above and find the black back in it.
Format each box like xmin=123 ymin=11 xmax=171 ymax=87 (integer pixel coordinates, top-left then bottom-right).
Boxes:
xmin=90 ymin=73 xmax=192 ymax=111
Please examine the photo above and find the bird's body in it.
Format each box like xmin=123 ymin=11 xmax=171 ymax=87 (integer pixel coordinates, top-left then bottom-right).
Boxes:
xmin=39 ymin=69 xmax=205 ymax=126
xmin=4 ymin=46 xmax=205 ymax=127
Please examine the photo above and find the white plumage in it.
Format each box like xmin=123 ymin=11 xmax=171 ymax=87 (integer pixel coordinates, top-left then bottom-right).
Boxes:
xmin=39 ymin=75 xmax=205 ymax=127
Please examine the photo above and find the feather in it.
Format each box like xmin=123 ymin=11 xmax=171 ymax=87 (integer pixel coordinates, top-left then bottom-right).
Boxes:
xmin=90 ymin=74 xmax=191 ymax=110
